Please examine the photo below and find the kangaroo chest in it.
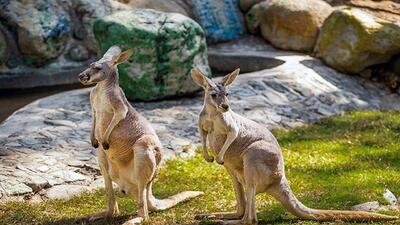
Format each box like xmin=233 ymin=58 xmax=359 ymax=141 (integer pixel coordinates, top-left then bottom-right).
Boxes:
xmin=202 ymin=113 xmax=229 ymax=154
xmin=92 ymin=90 xmax=114 ymax=139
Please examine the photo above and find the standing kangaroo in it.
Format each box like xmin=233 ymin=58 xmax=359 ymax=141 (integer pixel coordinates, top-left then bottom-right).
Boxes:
xmin=78 ymin=46 xmax=203 ymax=225
xmin=191 ymin=68 xmax=398 ymax=225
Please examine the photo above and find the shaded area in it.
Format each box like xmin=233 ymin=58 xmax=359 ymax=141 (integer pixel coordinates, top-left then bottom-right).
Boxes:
xmin=0 ymin=83 xmax=84 ymax=122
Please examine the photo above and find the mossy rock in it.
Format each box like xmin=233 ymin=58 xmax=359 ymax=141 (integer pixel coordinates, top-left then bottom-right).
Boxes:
xmin=315 ymin=8 xmax=400 ymax=74
xmin=94 ymin=9 xmax=210 ymax=101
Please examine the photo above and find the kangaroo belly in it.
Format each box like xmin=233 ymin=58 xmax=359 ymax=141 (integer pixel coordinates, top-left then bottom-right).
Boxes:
xmin=107 ymin=156 xmax=137 ymax=195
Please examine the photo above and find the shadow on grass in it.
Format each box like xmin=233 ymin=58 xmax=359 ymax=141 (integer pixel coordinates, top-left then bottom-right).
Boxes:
xmin=40 ymin=215 xmax=131 ymax=225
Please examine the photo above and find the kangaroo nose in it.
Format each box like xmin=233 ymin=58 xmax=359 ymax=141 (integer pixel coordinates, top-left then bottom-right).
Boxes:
xmin=78 ymin=72 xmax=89 ymax=82
xmin=221 ymin=104 xmax=229 ymax=111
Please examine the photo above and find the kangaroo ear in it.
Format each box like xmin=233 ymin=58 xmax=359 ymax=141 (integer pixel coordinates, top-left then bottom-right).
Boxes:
xmin=222 ymin=68 xmax=240 ymax=87
xmin=101 ymin=45 xmax=121 ymax=62
xmin=114 ymin=49 xmax=133 ymax=65
xmin=191 ymin=69 xmax=214 ymax=89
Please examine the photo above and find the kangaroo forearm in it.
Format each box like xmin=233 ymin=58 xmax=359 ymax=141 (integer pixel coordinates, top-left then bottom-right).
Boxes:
xmin=217 ymin=130 xmax=238 ymax=162
xmin=200 ymin=128 xmax=213 ymax=162
xmin=103 ymin=112 xmax=125 ymax=142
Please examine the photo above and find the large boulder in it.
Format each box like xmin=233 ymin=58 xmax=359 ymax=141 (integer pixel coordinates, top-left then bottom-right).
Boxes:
xmin=70 ymin=0 xmax=112 ymax=53
xmin=0 ymin=0 xmax=70 ymax=66
xmin=315 ymin=8 xmax=400 ymax=73
xmin=94 ymin=9 xmax=211 ymax=101
xmin=239 ymin=0 xmax=264 ymax=12
xmin=246 ymin=0 xmax=333 ymax=52
xmin=192 ymin=0 xmax=245 ymax=43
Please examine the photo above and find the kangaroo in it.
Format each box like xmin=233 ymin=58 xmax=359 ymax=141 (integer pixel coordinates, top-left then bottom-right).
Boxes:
xmin=78 ymin=46 xmax=203 ymax=225
xmin=191 ymin=68 xmax=398 ymax=225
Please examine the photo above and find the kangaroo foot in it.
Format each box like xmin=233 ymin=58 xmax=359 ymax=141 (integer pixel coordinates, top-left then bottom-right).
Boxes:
xmin=122 ymin=216 xmax=144 ymax=225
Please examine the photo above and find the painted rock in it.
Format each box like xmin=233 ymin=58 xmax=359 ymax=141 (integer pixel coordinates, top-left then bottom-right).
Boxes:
xmin=192 ymin=0 xmax=245 ymax=43
xmin=94 ymin=9 xmax=210 ymax=100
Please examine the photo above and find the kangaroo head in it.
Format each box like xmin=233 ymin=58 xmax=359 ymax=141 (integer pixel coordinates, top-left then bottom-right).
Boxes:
xmin=78 ymin=46 xmax=133 ymax=85
xmin=191 ymin=68 xmax=240 ymax=113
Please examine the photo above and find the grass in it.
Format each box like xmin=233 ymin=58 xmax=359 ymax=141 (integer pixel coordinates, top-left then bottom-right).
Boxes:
xmin=1 ymin=111 xmax=399 ymax=225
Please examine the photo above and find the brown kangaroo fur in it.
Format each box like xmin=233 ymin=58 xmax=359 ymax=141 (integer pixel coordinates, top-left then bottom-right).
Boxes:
xmin=78 ymin=46 xmax=203 ymax=225
xmin=191 ymin=68 xmax=398 ymax=225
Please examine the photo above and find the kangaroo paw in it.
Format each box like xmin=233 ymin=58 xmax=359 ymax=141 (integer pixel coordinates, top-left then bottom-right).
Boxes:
xmin=91 ymin=139 xmax=99 ymax=148
xmin=102 ymin=141 xmax=110 ymax=150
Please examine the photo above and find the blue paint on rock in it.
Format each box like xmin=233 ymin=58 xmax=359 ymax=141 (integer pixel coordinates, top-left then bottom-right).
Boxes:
xmin=193 ymin=0 xmax=245 ymax=43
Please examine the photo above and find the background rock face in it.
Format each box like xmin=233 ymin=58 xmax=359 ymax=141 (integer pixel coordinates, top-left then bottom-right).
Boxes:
xmin=239 ymin=0 xmax=264 ymax=12
xmin=115 ymin=0 xmax=194 ymax=18
xmin=1 ymin=0 xmax=70 ymax=66
xmin=246 ymin=0 xmax=333 ymax=52
xmin=94 ymin=9 xmax=210 ymax=100
xmin=0 ymin=0 xmax=113 ymax=89
xmin=70 ymin=0 xmax=112 ymax=53
xmin=315 ymin=8 xmax=400 ymax=73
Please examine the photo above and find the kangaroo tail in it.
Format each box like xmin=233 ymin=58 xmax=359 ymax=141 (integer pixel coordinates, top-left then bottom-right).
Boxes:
xmin=149 ymin=191 xmax=203 ymax=211
xmin=269 ymin=179 xmax=398 ymax=222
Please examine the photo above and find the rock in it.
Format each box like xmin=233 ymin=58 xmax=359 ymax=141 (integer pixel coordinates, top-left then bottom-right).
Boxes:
xmin=246 ymin=0 xmax=333 ymax=52
xmin=51 ymin=170 xmax=88 ymax=182
xmin=352 ymin=201 xmax=380 ymax=211
xmin=24 ymin=176 xmax=49 ymax=192
xmin=192 ymin=0 xmax=245 ymax=43
xmin=315 ymin=8 xmax=400 ymax=73
xmin=2 ymin=181 xmax=33 ymax=196
xmin=120 ymin=0 xmax=194 ymax=18
xmin=239 ymin=0 xmax=264 ymax=12
xmin=67 ymin=44 xmax=90 ymax=62
xmin=94 ymin=9 xmax=211 ymax=100
xmin=45 ymin=184 xmax=90 ymax=200
xmin=0 ymin=30 xmax=6 ymax=67
xmin=36 ymin=165 xmax=50 ymax=173
xmin=383 ymin=189 xmax=398 ymax=206
xmin=71 ymin=0 xmax=112 ymax=52
xmin=0 ymin=0 xmax=70 ymax=66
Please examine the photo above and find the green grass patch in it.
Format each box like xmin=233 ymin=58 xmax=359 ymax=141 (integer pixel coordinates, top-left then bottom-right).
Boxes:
xmin=1 ymin=111 xmax=399 ymax=225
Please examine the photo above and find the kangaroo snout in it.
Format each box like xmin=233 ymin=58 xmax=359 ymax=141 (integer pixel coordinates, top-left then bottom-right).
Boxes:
xmin=220 ymin=103 xmax=229 ymax=112
xmin=78 ymin=72 xmax=90 ymax=84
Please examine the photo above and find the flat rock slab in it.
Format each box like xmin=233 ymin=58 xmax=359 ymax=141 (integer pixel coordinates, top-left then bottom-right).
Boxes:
xmin=1 ymin=38 xmax=400 ymax=202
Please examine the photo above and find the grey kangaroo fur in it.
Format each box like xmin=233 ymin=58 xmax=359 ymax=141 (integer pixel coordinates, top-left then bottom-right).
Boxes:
xmin=191 ymin=68 xmax=398 ymax=225
xmin=78 ymin=46 xmax=203 ymax=225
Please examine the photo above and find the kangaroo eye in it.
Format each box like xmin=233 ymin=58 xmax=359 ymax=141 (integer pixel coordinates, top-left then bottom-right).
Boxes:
xmin=225 ymin=93 xmax=229 ymax=96
xmin=211 ymin=93 xmax=217 ymax=98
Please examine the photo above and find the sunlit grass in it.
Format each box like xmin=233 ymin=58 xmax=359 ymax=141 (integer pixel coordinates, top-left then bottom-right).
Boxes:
xmin=1 ymin=111 xmax=399 ymax=225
